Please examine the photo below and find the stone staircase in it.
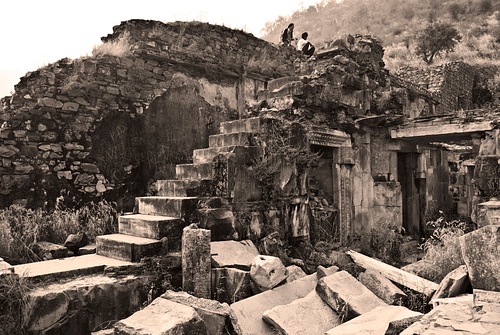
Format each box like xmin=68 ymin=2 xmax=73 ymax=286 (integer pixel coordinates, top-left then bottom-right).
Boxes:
xmin=96 ymin=116 xmax=266 ymax=263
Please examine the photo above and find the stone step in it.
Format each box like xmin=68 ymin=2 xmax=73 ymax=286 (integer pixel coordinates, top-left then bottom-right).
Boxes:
xmin=135 ymin=196 xmax=199 ymax=219
xmin=119 ymin=213 xmax=186 ymax=240
xmin=192 ymin=146 xmax=262 ymax=164
xmin=13 ymin=254 xmax=134 ymax=282
xmin=219 ymin=117 xmax=262 ymax=134
xmin=156 ymin=179 xmax=215 ymax=197
xmin=176 ymin=163 xmax=213 ymax=180
xmin=96 ymin=234 xmax=163 ymax=262
xmin=209 ymin=132 xmax=255 ymax=148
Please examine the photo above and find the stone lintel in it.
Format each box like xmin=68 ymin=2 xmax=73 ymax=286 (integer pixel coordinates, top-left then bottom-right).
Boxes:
xmin=391 ymin=121 xmax=493 ymax=141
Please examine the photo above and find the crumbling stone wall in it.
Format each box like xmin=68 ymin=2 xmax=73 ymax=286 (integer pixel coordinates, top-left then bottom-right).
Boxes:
xmin=0 ymin=20 xmax=297 ymax=208
xmin=396 ymin=62 xmax=500 ymax=115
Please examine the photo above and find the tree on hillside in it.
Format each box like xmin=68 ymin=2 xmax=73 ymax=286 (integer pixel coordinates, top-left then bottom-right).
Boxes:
xmin=415 ymin=22 xmax=462 ymax=64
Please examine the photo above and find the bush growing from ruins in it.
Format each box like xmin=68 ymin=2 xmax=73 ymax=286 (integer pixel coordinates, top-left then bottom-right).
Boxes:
xmin=0 ymin=200 xmax=118 ymax=264
xmin=0 ymin=274 xmax=32 ymax=335
xmin=354 ymin=222 xmax=406 ymax=267
xmin=415 ymin=22 xmax=462 ymax=64
xmin=419 ymin=210 xmax=471 ymax=282
xmin=92 ymin=31 xmax=132 ymax=58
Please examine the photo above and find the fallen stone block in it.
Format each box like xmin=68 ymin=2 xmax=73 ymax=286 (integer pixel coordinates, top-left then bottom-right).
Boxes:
xmin=0 ymin=257 xmax=13 ymax=274
xmin=250 ymin=255 xmax=288 ymax=291
xmin=285 ymin=265 xmax=306 ymax=283
xmin=316 ymin=265 xmax=339 ymax=280
xmin=316 ymin=270 xmax=386 ymax=320
xmin=347 ymin=250 xmax=438 ymax=297
xmin=211 ymin=240 xmax=260 ymax=270
xmin=432 ymin=264 xmax=471 ymax=301
xmin=24 ymin=274 xmax=149 ymax=335
xmin=162 ymin=290 xmax=230 ymax=335
xmin=431 ymin=294 xmax=474 ymax=308
xmin=325 ymin=305 xmax=422 ymax=335
xmin=263 ymin=290 xmax=340 ymax=335
xmin=33 ymin=241 xmax=68 ymax=260
xmin=211 ymin=267 xmax=253 ymax=304
xmin=459 ymin=225 xmax=500 ymax=291
xmin=229 ymin=273 xmax=317 ymax=335
xmin=114 ymin=297 xmax=207 ymax=335
xmin=358 ymin=268 xmax=407 ymax=305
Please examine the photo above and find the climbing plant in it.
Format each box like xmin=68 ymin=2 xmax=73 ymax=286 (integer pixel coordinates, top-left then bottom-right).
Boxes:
xmin=251 ymin=117 xmax=321 ymax=203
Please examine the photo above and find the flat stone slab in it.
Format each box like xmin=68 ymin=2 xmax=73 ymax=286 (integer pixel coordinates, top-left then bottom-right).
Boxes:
xmin=401 ymin=298 xmax=500 ymax=334
xmin=135 ymin=196 xmax=199 ymax=219
xmin=211 ymin=240 xmax=260 ymax=270
xmin=114 ymin=297 xmax=207 ymax=335
xmin=263 ymin=290 xmax=340 ymax=335
xmin=119 ymin=213 xmax=186 ymax=240
xmin=325 ymin=305 xmax=422 ymax=335
xmin=13 ymin=254 xmax=134 ymax=281
xmin=316 ymin=270 xmax=386 ymax=320
xmin=229 ymin=273 xmax=317 ymax=335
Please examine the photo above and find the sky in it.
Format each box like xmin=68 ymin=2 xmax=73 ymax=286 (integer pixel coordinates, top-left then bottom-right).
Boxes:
xmin=0 ymin=0 xmax=323 ymax=98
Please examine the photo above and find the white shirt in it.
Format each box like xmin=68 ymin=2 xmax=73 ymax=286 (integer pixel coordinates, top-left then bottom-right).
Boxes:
xmin=297 ymin=38 xmax=307 ymax=51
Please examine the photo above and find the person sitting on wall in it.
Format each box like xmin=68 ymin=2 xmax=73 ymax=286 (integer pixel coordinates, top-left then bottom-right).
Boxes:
xmin=297 ymin=32 xmax=316 ymax=57
xmin=280 ymin=23 xmax=296 ymax=46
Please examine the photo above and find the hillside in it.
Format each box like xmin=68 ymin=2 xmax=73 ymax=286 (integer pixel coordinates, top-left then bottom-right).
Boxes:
xmin=261 ymin=0 xmax=500 ymax=70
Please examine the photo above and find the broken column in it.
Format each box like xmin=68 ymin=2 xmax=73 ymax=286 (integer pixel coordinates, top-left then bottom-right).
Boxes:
xmin=182 ymin=224 xmax=211 ymax=298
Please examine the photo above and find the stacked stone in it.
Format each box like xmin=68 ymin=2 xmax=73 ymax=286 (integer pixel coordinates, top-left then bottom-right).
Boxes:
xmin=0 ymin=19 xmax=298 ymax=207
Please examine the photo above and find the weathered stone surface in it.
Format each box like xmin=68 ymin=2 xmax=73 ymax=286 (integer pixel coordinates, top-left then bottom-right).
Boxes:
xmin=23 ymin=274 xmax=149 ymax=335
xmin=263 ymin=290 xmax=340 ymax=335
xmin=229 ymin=274 xmax=317 ymax=335
xmin=96 ymin=233 xmax=162 ymax=262
xmin=401 ymin=297 xmax=500 ymax=335
xmin=114 ymin=297 xmax=207 ymax=335
xmin=326 ymin=305 xmax=422 ymax=335
xmin=0 ymin=257 xmax=13 ymax=274
xmin=459 ymin=225 xmax=500 ymax=291
xmin=13 ymin=254 xmax=135 ymax=282
xmin=316 ymin=270 xmax=386 ymax=320
xmin=32 ymin=241 xmax=68 ymax=260
xmin=474 ymin=289 xmax=500 ymax=304
xmin=249 ymin=255 xmax=288 ymax=291
xmin=182 ymin=225 xmax=211 ymax=298
xmin=211 ymin=267 xmax=253 ymax=304
xmin=358 ymin=268 xmax=407 ymax=305
xmin=432 ymin=265 xmax=471 ymax=301
xmin=317 ymin=265 xmax=339 ymax=280
xmin=285 ymin=265 xmax=307 ymax=283
xmin=211 ymin=239 xmax=260 ymax=270
xmin=162 ymin=290 xmax=230 ymax=335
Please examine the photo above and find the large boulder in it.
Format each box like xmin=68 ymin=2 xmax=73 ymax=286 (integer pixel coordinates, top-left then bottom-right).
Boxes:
xmin=459 ymin=225 xmax=500 ymax=291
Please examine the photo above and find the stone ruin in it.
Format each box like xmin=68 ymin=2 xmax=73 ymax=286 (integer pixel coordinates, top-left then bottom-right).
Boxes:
xmin=1 ymin=19 xmax=500 ymax=334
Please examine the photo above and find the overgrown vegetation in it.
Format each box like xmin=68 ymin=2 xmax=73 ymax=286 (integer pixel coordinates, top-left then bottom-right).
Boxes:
xmin=251 ymin=117 xmax=321 ymax=203
xmin=419 ymin=210 xmax=472 ymax=282
xmin=92 ymin=31 xmax=132 ymax=58
xmin=0 ymin=200 xmax=118 ymax=264
xmin=0 ymin=274 xmax=32 ymax=335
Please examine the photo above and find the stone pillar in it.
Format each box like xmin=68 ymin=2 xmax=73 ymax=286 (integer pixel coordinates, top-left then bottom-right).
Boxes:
xmin=182 ymin=224 xmax=211 ymax=298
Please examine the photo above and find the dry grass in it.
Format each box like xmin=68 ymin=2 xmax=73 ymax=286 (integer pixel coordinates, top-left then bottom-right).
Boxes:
xmin=0 ymin=200 xmax=118 ymax=264
xmin=92 ymin=31 xmax=132 ymax=58
xmin=0 ymin=273 xmax=33 ymax=335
